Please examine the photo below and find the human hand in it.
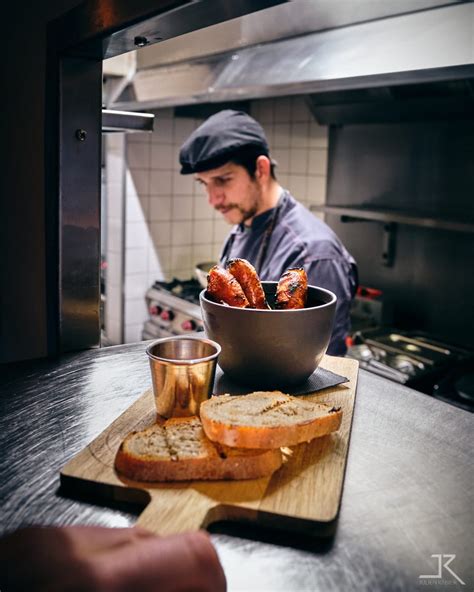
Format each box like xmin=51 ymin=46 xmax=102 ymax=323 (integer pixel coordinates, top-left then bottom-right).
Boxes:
xmin=0 ymin=525 xmax=226 ymax=592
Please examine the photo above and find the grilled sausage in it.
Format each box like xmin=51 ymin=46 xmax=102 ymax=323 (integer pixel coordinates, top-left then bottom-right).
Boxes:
xmin=207 ymin=265 xmax=249 ymax=308
xmin=275 ymin=267 xmax=308 ymax=309
xmin=226 ymin=258 xmax=269 ymax=309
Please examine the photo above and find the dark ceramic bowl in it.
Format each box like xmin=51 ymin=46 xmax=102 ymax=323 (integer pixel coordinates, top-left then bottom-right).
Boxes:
xmin=200 ymin=281 xmax=337 ymax=389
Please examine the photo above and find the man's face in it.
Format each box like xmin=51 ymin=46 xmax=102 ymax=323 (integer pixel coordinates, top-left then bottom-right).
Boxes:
xmin=195 ymin=162 xmax=262 ymax=226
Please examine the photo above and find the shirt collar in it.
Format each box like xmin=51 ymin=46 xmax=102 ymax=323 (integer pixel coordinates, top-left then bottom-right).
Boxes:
xmin=236 ymin=189 xmax=288 ymax=234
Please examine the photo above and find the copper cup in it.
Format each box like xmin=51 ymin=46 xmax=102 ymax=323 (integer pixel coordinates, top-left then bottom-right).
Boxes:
xmin=146 ymin=336 xmax=221 ymax=418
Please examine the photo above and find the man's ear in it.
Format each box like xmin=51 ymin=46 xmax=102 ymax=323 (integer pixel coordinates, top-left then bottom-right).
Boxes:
xmin=255 ymin=155 xmax=271 ymax=182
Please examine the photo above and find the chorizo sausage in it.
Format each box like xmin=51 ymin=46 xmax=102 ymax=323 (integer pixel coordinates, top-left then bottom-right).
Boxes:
xmin=206 ymin=265 xmax=249 ymax=308
xmin=226 ymin=258 xmax=269 ymax=309
xmin=275 ymin=267 xmax=308 ymax=309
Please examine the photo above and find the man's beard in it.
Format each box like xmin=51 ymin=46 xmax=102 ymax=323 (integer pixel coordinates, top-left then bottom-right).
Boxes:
xmin=217 ymin=187 xmax=261 ymax=225
xmin=234 ymin=203 xmax=258 ymax=223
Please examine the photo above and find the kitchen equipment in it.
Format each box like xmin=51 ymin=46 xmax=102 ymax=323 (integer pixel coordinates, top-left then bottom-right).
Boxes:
xmin=349 ymin=285 xmax=392 ymax=333
xmin=60 ymin=356 xmax=358 ymax=537
xmin=195 ymin=261 xmax=216 ymax=289
xmin=143 ymin=279 xmax=204 ymax=340
xmin=200 ymin=282 xmax=337 ymax=389
xmin=348 ymin=328 xmax=473 ymax=411
xmin=432 ymin=363 xmax=474 ymax=413
xmin=146 ymin=336 xmax=220 ymax=418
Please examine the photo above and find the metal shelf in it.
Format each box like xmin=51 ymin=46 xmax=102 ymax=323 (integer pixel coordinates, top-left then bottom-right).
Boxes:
xmin=101 ymin=109 xmax=154 ymax=133
xmin=310 ymin=205 xmax=474 ymax=233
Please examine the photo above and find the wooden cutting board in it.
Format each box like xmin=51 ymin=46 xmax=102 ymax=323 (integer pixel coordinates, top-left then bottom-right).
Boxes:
xmin=61 ymin=356 xmax=358 ymax=537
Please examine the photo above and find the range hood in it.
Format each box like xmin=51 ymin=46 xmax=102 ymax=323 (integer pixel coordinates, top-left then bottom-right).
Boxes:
xmin=111 ymin=1 xmax=474 ymax=122
xmin=102 ymin=53 xmax=155 ymax=133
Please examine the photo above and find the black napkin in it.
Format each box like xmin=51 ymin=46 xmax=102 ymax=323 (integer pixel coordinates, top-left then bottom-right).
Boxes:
xmin=213 ymin=365 xmax=348 ymax=396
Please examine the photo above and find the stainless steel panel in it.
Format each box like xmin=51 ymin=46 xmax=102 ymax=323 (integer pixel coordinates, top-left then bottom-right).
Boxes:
xmin=212 ymin=4 xmax=474 ymax=90
xmin=138 ymin=0 xmax=460 ymax=69
xmin=51 ymin=0 xmax=287 ymax=59
xmin=114 ymin=3 xmax=474 ymax=109
xmin=101 ymin=109 xmax=154 ymax=133
xmin=59 ymin=58 xmax=103 ymax=352
xmin=131 ymin=55 xmax=225 ymax=105
xmin=326 ymin=121 xmax=474 ymax=348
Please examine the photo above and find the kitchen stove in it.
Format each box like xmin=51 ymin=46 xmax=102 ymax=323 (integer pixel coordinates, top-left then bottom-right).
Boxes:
xmin=142 ymin=279 xmax=204 ymax=340
xmin=348 ymin=328 xmax=473 ymax=412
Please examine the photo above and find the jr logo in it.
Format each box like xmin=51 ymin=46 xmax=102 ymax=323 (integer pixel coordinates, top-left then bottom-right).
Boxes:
xmin=419 ymin=554 xmax=466 ymax=585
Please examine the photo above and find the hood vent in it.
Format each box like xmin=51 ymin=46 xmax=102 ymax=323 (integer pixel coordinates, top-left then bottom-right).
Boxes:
xmin=112 ymin=2 xmax=474 ymax=122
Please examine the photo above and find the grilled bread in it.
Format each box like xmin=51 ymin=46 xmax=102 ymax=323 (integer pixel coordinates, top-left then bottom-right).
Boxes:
xmin=115 ymin=416 xmax=282 ymax=482
xmin=200 ymin=391 xmax=342 ymax=449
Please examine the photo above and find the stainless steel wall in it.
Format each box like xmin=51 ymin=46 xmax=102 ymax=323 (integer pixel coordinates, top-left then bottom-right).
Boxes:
xmin=326 ymin=120 xmax=474 ymax=347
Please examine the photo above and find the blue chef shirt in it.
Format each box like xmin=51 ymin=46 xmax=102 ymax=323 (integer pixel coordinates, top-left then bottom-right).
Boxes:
xmin=219 ymin=190 xmax=358 ymax=355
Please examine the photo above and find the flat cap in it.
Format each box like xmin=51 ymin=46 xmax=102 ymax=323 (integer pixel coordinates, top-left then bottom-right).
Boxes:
xmin=179 ymin=110 xmax=270 ymax=174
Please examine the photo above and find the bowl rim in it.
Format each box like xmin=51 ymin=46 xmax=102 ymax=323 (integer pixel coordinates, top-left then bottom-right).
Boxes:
xmin=199 ymin=281 xmax=337 ymax=312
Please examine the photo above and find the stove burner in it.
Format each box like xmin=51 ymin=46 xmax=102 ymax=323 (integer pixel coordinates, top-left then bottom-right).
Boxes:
xmin=153 ymin=278 xmax=203 ymax=305
xmin=348 ymin=343 xmax=425 ymax=382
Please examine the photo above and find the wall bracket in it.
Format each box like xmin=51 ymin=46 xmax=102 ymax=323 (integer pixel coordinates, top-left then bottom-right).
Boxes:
xmin=340 ymin=215 xmax=397 ymax=267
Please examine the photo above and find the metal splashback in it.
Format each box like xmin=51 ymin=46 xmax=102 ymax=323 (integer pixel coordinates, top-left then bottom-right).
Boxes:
xmin=113 ymin=1 xmax=474 ymax=111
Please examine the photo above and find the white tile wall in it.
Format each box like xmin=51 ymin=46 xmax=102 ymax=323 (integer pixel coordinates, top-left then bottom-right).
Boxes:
xmin=193 ymin=219 xmax=213 ymax=244
xmin=250 ymin=97 xmax=328 ymax=209
xmin=104 ymin=134 xmax=125 ymax=345
xmin=150 ymin=170 xmax=172 ymax=195
xmin=125 ymin=247 xmax=148 ymax=275
xmin=124 ymin=273 xmax=150 ymax=300
xmin=149 ymin=196 xmax=172 ymax=222
xmin=124 ymin=323 xmax=145 ymax=344
xmin=172 ymin=196 xmax=193 ymax=221
xmin=171 ymin=220 xmax=193 ymax=246
xmin=150 ymin=221 xmax=171 ymax=247
xmin=148 ymin=245 xmax=169 ymax=282
xmin=109 ymin=97 xmax=328 ymax=344
xmin=151 ymin=143 xmax=174 ymax=169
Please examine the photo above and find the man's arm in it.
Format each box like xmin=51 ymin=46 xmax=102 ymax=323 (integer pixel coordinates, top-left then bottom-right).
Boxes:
xmin=305 ymin=257 xmax=357 ymax=355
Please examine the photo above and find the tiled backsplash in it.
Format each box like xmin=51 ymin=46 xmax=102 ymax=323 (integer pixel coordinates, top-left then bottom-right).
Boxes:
xmin=105 ymin=97 xmax=328 ymax=344
xmin=104 ymin=134 xmax=125 ymax=344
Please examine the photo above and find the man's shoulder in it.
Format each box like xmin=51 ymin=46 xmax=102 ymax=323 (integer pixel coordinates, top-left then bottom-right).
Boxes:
xmin=277 ymin=193 xmax=343 ymax=257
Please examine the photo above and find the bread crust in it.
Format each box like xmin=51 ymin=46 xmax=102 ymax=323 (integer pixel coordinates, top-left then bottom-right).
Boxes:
xmin=115 ymin=417 xmax=282 ymax=482
xmin=200 ymin=392 xmax=342 ymax=449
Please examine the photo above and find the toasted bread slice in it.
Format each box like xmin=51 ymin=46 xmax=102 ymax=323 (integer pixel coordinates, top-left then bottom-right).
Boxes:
xmin=115 ymin=416 xmax=282 ymax=482
xmin=200 ymin=392 xmax=342 ymax=449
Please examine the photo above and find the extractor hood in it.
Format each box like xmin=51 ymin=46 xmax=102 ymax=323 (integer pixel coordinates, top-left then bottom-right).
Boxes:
xmin=110 ymin=1 xmax=474 ymax=121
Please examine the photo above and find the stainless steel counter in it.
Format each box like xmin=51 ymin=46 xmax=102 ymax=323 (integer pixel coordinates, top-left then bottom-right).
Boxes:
xmin=1 ymin=343 xmax=472 ymax=591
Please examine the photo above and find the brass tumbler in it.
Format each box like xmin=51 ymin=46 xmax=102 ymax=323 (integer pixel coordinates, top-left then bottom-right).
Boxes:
xmin=146 ymin=336 xmax=221 ymax=418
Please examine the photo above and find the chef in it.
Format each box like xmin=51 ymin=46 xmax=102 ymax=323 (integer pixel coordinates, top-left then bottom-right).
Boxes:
xmin=179 ymin=110 xmax=358 ymax=355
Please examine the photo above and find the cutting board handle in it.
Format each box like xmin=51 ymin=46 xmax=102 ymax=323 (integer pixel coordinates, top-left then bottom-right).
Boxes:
xmin=137 ymin=489 xmax=215 ymax=536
